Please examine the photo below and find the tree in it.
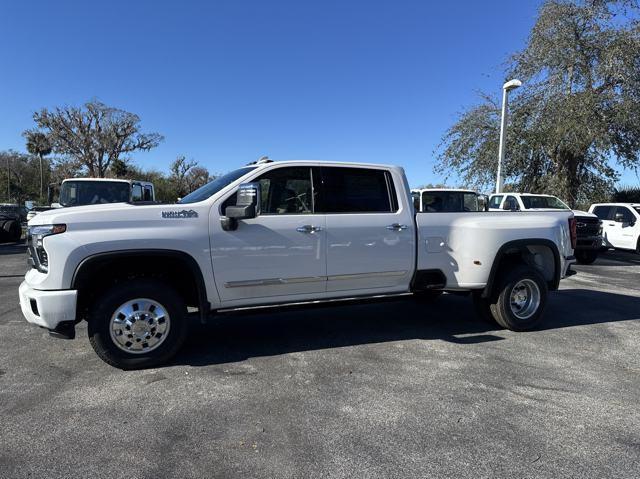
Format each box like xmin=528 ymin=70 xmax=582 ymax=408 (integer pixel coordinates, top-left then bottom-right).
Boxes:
xmin=436 ymin=0 xmax=640 ymax=207
xmin=110 ymin=157 xmax=130 ymax=178
xmin=185 ymin=166 xmax=210 ymax=193
xmin=0 ymin=150 xmax=44 ymax=203
xmin=29 ymin=100 xmax=163 ymax=178
xmin=24 ymin=131 xmax=52 ymax=202
xmin=169 ymin=156 xmax=197 ymax=197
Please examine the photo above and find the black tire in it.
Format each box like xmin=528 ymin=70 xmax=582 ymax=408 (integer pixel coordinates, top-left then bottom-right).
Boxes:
xmin=88 ymin=279 xmax=189 ymax=370
xmin=472 ymin=291 xmax=498 ymax=325
xmin=488 ymin=265 xmax=548 ymax=331
xmin=413 ymin=290 xmax=443 ymax=302
xmin=575 ymin=249 xmax=598 ymax=265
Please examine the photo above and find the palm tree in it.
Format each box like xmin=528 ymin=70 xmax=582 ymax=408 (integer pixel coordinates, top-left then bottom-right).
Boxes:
xmin=24 ymin=131 xmax=52 ymax=203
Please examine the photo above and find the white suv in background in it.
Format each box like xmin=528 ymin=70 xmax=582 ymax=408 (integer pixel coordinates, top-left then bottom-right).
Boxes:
xmin=589 ymin=203 xmax=640 ymax=254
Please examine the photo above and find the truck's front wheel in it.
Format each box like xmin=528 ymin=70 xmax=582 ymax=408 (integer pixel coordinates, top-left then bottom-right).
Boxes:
xmin=489 ymin=266 xmax=548 ymax=331
xmin=88 ymin=279 xmax=189 ymax=370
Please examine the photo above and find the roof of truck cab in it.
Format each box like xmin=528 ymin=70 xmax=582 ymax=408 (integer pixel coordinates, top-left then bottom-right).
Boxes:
xmin=490 ymin=192 xmax=556 ymax=197
xmin=411 ymin=188 xmax=476 ymax=193
xmin=254 ymin=160 xmax=401 ymax=170
xmin=61 ymin=178 xmax=151 ymax=184
xmin=591 ymin=202 xmax=640 ymax=207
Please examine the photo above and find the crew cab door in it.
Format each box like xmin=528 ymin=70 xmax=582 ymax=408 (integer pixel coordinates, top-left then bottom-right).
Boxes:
xmin=318 ymin=166 xmax=415 ymax=294
xmin=210 ymin=166 xmax=326 ymax=304
xmin=610 ymin=206 xmax=638 ymax=249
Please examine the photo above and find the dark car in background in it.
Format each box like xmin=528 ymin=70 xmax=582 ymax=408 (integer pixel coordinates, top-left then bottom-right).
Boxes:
xmin=0 ymin=204 xmax=26 ymax=243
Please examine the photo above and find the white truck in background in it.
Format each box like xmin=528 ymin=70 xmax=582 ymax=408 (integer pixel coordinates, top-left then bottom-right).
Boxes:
xmin=20 ymin=160 xmax=576 ymax=369
xmin=589 ymin=203 xmax=640 ymax=254
xmin=28 ymin=178 xmax=156 ymax=222
xmin=411 ymin=188 xmax=488 ymax=212
xmin=489 ymin=193 xmax=602 ymax=264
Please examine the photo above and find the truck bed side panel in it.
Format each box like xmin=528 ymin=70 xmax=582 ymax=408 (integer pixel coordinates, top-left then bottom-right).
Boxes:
xmin=415 ymin=212 xmax=573 ymax=289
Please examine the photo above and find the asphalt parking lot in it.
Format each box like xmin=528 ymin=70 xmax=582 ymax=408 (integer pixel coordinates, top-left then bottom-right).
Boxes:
xmin=1 ymin=243 xmax=639 ymax=479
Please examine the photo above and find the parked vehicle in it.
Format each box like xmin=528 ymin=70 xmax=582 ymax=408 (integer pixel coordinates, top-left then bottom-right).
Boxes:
xmin=27 ymin=206 xmax=53 ymax=222
xmin=489 ymin=193 xmax=601 ymax=264
xmin=589 ymin=203 xmax=640 ymax=254
xmin=20 ymin=160 xmax=576 ymax=369
xmin=0 ymin=205 xmax=24 ymax=243
xmin=47 ymin=178 xmax=155 ymax=208
xmin=0 ymin=203 xmax=28 ymax=224
xmin=411 ymin=188 xmax=487 ymax=212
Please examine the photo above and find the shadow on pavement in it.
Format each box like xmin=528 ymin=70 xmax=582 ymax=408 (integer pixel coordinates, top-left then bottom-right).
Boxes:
xmin=173 ymin=288 xmax=640 ymax=367
xmin=596 ymin=249 xmax=640 ymax=265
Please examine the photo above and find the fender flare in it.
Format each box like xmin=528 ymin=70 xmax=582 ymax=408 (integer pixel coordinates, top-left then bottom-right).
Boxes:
xmin=482 ymin=239 xmax=561 ymax=298
xmin=71 ymin=249 xmax=210 ymax=321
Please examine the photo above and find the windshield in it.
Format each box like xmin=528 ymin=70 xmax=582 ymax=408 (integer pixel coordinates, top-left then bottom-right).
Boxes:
xmin=421 ymin=191 xmax=481 ymax=212
xmin=178 ymin=167 xmax=256 ymax=204
xmin=520 ymin=195 xmax=569 ymax=210
xmin=59 ymin=181 xmax=130 ymax=206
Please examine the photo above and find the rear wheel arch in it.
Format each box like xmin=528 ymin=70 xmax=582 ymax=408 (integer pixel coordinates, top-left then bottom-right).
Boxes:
xmin=72 ymin=249 xmax=210 ymax=322
xmin=482 ymin=239 xmax=560 ymax=299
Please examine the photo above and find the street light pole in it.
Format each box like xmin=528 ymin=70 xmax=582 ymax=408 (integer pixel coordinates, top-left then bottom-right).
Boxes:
xmin=496 ymin=79 xmax=522 ymax=194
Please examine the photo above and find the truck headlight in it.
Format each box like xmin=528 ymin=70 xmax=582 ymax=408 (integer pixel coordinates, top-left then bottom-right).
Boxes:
xmin=28 ymin=224 xmax=66 ymax=272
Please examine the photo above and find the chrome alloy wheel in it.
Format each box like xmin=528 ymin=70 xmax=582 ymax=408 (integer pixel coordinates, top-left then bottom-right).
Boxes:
xmin=109 ymin=298 xmax=170 ymax=354
xmin=509 ymin=279 xmax=541 ymax=320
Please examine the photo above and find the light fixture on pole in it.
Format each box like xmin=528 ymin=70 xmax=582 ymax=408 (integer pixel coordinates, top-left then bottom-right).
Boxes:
xmin=495 ymin=79 xmax=522 ymax=193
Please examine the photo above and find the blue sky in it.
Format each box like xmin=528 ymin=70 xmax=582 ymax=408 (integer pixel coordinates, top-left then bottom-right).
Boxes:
xmin=1 ymin=0 xmax=638 ymax=189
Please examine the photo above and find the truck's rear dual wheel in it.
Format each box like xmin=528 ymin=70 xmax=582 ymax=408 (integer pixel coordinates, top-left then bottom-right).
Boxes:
xmin=475 ymin=266 xmax=548 ymax=331
xmin=88 ymin=279 xmax=189 ymax=370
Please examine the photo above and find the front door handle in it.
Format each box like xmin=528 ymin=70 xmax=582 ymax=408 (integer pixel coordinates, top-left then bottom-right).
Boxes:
xmin=386 ymin=223 xmax=408 ymax=231
xmin=296 ymin=225 xmax=323 ymax=234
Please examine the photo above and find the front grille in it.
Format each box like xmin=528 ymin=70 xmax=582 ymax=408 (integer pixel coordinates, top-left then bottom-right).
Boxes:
xmin=575 ymin=217 xmax=601 ymax=237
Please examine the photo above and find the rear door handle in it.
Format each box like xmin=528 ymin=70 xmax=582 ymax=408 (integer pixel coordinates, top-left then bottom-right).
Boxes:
xmin=296 ymin=225 xmax=323 ymax=234
xmin=386 ymin=223 xmax=408 ymax=231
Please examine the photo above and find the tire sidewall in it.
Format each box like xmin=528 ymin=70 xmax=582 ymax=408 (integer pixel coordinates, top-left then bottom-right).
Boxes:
xmin=491 ymin=266 xmax=548 ymax=331
xmin=88 ymin=279 xmax=188 ymax=369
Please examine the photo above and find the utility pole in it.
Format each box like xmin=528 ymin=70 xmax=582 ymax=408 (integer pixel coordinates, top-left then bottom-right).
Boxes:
xmin=496 ymin=79 xmax=522 ymax=193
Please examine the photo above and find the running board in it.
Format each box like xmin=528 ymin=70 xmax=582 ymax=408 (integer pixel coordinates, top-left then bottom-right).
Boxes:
xmin=215 ymin=292 xmax=414 ymax=315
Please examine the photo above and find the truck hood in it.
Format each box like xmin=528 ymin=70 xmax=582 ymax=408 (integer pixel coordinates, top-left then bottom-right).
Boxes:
xmin=27 ymin=202 xmax=205 ymax=227
xmin=572 ymin=209 xmax=597 ymax=218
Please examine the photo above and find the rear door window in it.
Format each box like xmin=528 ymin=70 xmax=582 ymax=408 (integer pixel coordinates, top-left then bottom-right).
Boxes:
xmin=317 ymin=167 xmax=396 ymax=213
xmin=615 ymin=206 xmax=634 ymax=224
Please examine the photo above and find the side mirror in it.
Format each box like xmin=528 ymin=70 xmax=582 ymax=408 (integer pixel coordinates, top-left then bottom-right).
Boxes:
xmin=614 ymin=212 xmax=624 ymax=223
xmin=477 ymin=195 xmax=489 ymax=212
xmin=221 ymin=182 xmax=261 ymax=231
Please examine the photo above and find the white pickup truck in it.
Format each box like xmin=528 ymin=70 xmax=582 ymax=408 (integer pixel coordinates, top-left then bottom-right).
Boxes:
xmin=20 ymin=160 xmax=576 ymax=369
